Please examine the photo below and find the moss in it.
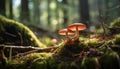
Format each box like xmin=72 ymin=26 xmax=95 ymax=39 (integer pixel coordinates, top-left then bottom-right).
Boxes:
xmin=1 ymin=41 xmax=120 ymax=69
xmin=0 ymin=53 xmax=53 ymax=69
xmin=112 ymin=34 xmax=120 ymax=45
xmin=0 ymin=27 xmax=120 ymax=69
xmin=69 ymin=62 xmax=78 ymax=69
xmin=34 ymin=61 xmax=47 ymax=69
xmin=84 ymin=39 xmax=99 ymax=47
xmin=110 ymin=17 xmax=120 ymax=28
xmin=107 ymin=34 xmax=120 ymax=55
xmin=19 ymin=53 xmax=52 ymax=62
xmin=54 ymin=41 xmax=83 ymax=58
xmin=99 ymin=51 xmax=120 ymax=69
xmin=81 ymin=57 xmax=99 ymax=69
xmin=57 ymin=62 xmax=66 ymax=69
xmin=0 ymin=45 xmax=8 ymax=65
xmin=0 ymin=15 xmax=46 ymax=48
xmin=25 ymin=37 xmax=120 ymax=69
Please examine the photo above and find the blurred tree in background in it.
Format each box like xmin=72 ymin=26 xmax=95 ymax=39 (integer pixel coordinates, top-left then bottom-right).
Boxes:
xmin=0 ymin=0 xmax=6 ymax=16
xmin=79 ymin=0 xmax=90 ymax=26
xmin=0 ymin=0 xmax=120 ymax=33
xmin=20 ymin=0 xmax=30 ymax=23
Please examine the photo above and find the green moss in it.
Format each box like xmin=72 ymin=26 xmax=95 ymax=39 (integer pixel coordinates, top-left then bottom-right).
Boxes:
xmin=1 ymin=53 xmax=53 ymax=69
xmin=69 ymin=62 xmax=78 ymax=68
xmin=54 ymin=41 xmax=83 ymax=58
xmin=57 ymin=62 xmax=66 ymax=69
xmin=112 ymin=34 xmax=120 ymax=45
xmin=99 ymin=51 xmax=120 ymax=69
xmin=84 ymin=39 xmax=99 ymax=47
xmin=0 ymin=15 xmax=46 ymax=48
xmin=0 ymin=26 xmax=120 ymax=69
xmin=110 ymin=17 xmax=120 ymax=28
xmin=81 ymin=57 xmax=99 ymax=69
xmin=1 ymin=42 xmax=120 ymax=69
xmin=19 ymin=53 xmax=52 ymax=62
xmin=0 ymin=45 xmax=8 ymax=65
xmin=34 ymin=61 xmax=47 ymax=69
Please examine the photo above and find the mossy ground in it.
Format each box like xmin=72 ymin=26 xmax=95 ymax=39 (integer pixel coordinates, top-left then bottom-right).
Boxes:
xmin=110 ymin=17 xmax=120 ymax=28
xmin=0 ymin=16 xmax=120 ymax=69
xmin=0 ymin=15 xmax=46 ymax=48
xmin=0 ymin=33 xmax=120 ymax=69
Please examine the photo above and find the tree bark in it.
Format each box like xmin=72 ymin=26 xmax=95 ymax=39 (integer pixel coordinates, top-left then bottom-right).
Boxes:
xmin=9 ymin=0 xmax=13 ymax=19
xmin=47 ymin=0 xmax=51 ymax=26
xmin=56 ymin=0 xmax=60 ymax=30
xmin=33 ymin=0 xmax=40 ymax=24
xmin=6 ymin=0 xmax=13 ymax=18
xmin=62 ymin=0 xmax=68 ymax=28
xmin=20 ymin=0 xmax=30 ymax=22
xmin=0 ymin=0 xmax=6 ymax=16
xmin=79 ymin=0 xmax=90 ymax=26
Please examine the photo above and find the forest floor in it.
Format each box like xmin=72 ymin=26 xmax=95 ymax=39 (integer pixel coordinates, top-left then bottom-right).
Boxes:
xmin=0 ymin=15 xmax=120 ymax=69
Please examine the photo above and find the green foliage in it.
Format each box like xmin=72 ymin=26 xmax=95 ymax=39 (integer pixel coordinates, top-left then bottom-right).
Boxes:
xmin=110 ymin=17 xmax=120 ymax=28
xmin=0 ymin=15 xmax=46 ymax=47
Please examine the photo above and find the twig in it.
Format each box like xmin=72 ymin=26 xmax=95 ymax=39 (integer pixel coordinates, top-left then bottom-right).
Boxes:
xmin=3 ymin=45 xmax=59 ymax=52
xmin=0 ymin=45 xmax=59 ymax=58
xmin=12 ymin=46 xmax=59 ymax=59
xmin=5 ymin=32 xmax=16 ymax=37
xmin=18 ymin=32 xmax=23 ymax=46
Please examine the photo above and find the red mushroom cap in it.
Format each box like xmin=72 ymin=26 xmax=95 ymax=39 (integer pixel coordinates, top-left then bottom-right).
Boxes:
xmin=58 ymin=28 xmax=75 ymax=35
xmin=68 ymin=23 xmax=86 ymax=31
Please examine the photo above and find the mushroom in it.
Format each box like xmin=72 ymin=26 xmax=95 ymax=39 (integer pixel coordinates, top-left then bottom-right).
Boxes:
xmin=68 ymin=23 xmax=86 ymax=41
xmin=58 ymin=28 xmax=75 ymax=42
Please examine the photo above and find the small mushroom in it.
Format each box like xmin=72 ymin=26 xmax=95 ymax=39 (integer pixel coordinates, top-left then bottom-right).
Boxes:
xmin=58 ymin=28 xmax=75 ymax=42
xmin=68 ymin=23 xmax=86 ymax=41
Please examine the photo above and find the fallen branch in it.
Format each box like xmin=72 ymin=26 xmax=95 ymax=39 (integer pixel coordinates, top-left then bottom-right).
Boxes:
xmin=12 ymin=46 xmax=59 ymax=59
xmin=0 ymin=45 xmax=59 ymax=58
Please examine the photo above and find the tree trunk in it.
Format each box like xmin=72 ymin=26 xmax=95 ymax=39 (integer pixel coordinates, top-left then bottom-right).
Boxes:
xmin=20 ymin=0 xmax=30 ymax=23
xmin=62 ymin=0 xmax=68 ymax=28
xmin=0 ymin=0 xmax=6 ymax=16
xmin=79 ymin=0 xmax=90 ymax=26
xmin=47 ymin=0 xmax=51 ymax=26
xmin=6 ymin=0 xmax=13 ymax=18
xmin=9 ymin=0 xmax=13 ymax=19
xmin=33 ymin=0 xmax=40 ymax=24
xmin=104 ymin=0 xmax=109 ymax=24
xmin=56 ymin=0 xmax=60 ymax=30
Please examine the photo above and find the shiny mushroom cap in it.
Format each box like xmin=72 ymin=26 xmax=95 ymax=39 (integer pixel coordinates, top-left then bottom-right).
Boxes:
xmin=68 ymin=23 xmax=86 ymax=31
xmin=58 ymin=28 xmax=75 ymax=35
